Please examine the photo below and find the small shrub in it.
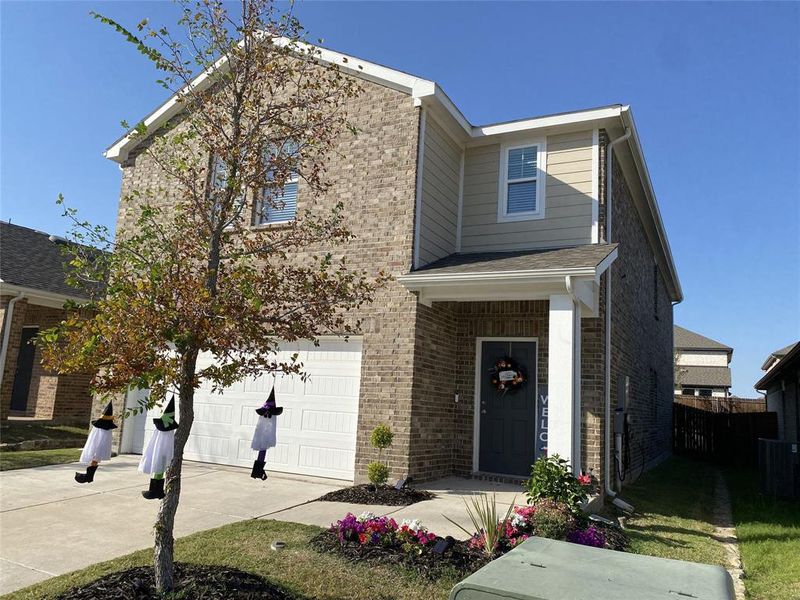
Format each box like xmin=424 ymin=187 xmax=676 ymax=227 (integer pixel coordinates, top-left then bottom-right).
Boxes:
xmin=444 ymin=493 xmax=516 ymax=557
xmin=524 ymin=455 xmax=588 ymax=511
xmin=529 ymin=499 xmax=576 ymax=540
xmin=367 ymin=461 xmax=389 ymax=486
xmin=566 ymin=525 xmax=605 ymax=548
xmin=370 ymin=423 xmax=393 ymax=450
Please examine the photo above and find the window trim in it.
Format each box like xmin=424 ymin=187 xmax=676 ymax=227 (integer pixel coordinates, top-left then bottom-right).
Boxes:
xmin=497 ymin=139 xmax=547 ymax=223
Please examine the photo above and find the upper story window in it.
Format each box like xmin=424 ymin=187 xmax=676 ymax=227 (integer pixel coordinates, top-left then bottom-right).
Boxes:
xmin=497 ymin=141 xmax=546 ymax=222
xmin=253 ymin=142 xmax=299 ymax=226
xmin=209 ymin=155 xmax=246 ymax=221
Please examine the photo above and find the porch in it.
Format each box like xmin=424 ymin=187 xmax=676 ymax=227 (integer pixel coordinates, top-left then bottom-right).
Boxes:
xmin=400 ymin=244 xmax=617 ymax=480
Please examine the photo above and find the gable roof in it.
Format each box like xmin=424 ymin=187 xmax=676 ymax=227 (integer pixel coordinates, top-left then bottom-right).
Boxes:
xmin=0 ymin=222 xmax=95 ymax=301
xmin=674 ymin=325 xmax=733 ymax=354
xmin=755 ymin=342 xmax=800 ymax=390
xmin=102 ymin=38 xmax=682 ymax=304
xmin=761 ymin=342 xmax=799 ymax=371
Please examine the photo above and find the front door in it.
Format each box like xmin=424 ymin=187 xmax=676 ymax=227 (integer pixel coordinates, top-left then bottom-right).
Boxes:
xmin=10 ymin=327 xmax=38 ymax=412
xmin=478 ymin=340 xmax=537 ymax=477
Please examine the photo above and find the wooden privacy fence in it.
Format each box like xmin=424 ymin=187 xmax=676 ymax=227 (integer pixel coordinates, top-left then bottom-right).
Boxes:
xmin=674 ymin=395 xmax=766 ymax=413
xmin=758 ymin=438 xmax=800 ymax=498
xmin=673 ymin=404 xmax=778 ymax=465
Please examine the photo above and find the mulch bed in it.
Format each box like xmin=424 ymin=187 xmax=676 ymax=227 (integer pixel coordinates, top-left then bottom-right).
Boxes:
xmin=316 ymin=484 xmax=435 ymax=506
xmin=54 ymin=563 xmax=297 ymax=600
xmin=311 ymin=530 xmax=490 ymax=579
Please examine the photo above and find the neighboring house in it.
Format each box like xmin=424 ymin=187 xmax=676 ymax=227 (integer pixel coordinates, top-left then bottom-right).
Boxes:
xmin=0 ymin=222 xmax=96 ymax=422
xmin=756 ymin=341 xmax=799 ymax=443
xmin=103 ymin=42 xmax=682 ymax=490
xmin=673 ymin=325 xmax=733 ymax=398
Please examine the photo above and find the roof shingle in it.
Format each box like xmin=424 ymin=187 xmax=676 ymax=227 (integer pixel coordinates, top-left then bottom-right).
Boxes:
xmin=673 ymin=325 xmax=732 ymax=353
xmin=678 ymin=366 xmax=732 ymax=388
xmin=0 ymin=222 xmax=93 ymax=299
xmin=413 ymin=243 xmax=618 ymax=275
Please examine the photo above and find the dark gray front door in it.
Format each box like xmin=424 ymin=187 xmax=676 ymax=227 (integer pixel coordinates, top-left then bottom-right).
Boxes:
xmin=478 ymin=340 xmax=537 ymax=477
xmin=10 ymin=327 xmax=38 ymax=411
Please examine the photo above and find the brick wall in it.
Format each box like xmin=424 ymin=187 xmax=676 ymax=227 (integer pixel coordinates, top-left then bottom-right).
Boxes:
xmin=608 ymin=153 xmax=674 ymax=484
xmin=115 ymin=75 xmax=422 ymax=482
xmin=0 ymin=297 xmax=94 ymax=422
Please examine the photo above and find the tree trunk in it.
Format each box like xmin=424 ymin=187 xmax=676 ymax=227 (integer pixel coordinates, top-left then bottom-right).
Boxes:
xmin=153 ymin=348 xmax=199 ymax=593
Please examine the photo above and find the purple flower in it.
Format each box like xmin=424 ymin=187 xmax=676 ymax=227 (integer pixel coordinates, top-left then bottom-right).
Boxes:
xmin=567 ymin=526 xmax=605 ymax=548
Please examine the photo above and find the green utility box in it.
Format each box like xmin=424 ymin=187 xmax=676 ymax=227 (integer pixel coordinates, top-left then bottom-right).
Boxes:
xmin=450 ymin=537 xmax=734 ymax=600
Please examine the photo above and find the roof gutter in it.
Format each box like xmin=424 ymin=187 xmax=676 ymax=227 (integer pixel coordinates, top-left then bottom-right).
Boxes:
xmin=0 ymin=291 xmax=26 ymax=394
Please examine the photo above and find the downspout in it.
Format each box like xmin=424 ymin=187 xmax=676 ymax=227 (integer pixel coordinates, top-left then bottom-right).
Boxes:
xmin=604 ymin=128 xmax=631 ymax=500
xmin=0 ymin=291 xmax=26 ymax=393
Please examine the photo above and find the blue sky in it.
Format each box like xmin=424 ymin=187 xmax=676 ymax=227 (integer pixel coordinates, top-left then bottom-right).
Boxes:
xmin=1 ymin=1 xmax=798 ymax=395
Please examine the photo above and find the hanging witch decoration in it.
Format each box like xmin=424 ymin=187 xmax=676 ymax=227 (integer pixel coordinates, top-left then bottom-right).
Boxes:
xmin=489 ymin=356 xmax=527 ymax=395
xmin=138 ymin=396 xmax=179 ymax=500
xmin=74 ymin=401 xmax=117 ymax=484
xmin=250 ymin=388 xmax=283 ymax=480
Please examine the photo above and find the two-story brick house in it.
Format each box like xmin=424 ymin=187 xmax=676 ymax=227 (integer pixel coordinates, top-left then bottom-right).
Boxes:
xmin=104 ymin=42 xmax=681 ymax=493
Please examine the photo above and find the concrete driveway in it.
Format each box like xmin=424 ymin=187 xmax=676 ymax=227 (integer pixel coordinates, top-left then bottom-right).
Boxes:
xmin=0 ymin=457 xmax=521 ymax=595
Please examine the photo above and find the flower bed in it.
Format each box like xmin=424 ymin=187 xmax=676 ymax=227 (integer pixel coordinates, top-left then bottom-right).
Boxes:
xmin=316 ymin=483 xmax=435 ymax=506
xmin=311 ymin=512 xmax=489 ymax=579
xmin=312 ymin=505 xmax=629 ymax=580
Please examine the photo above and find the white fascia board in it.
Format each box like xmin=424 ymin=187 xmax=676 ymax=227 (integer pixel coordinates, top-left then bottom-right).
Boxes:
xmin=620 ymin=106 xmax=683 ymax=303
xmin=472 ymin=106 xmax=624 ymax=139
xmin=0 ymin=283 xmax=89 ymax=308
xmin=397 ymin=266 xmax=600 ymax=290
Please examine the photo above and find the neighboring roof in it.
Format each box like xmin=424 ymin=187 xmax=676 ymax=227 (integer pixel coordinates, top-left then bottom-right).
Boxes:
xmin=674 ymin=325 xmax=733 ymax=353
xmin=103 ymin=38 xmax=682 ymax=303
xmin=0 ymin=222 xmax=93 ymax=300
xmin=413 ymin=244 xmax=618 ymax=276
xmin=679 ymin=366 xmax=732 ymax=388
xmin=760 ymin=342 xmax=798 ymax=371
xmin=755 ymin=342 xmax=800 ymax=390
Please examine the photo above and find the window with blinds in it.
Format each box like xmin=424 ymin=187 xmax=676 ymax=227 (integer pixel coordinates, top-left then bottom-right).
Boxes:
xmin=498 ymin=142 xmax=544 ymax=221
xmin=254 ymin=178 xmax=298 ymax=225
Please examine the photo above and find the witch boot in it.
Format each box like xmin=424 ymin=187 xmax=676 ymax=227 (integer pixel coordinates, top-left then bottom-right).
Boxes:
xmin=250 ymin=460 xmax=268 ymax=481
xmin=74 ymin=465 xmax=98 ymax=484
xmin=141 ymin=477 xmax=165 ymax=500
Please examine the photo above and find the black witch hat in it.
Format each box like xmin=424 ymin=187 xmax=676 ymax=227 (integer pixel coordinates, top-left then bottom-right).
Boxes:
xmin=153 ymin=396 xmax=179 ymax=432
xmin=255 ymin=388 xmax=283 ymax=418
xmin=91 ymin=401 xmax=118 ymax=430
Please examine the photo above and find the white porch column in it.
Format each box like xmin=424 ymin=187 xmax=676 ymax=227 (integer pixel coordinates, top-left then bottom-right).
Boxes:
xmin=547 ymin=294 xmax=582 ymax=471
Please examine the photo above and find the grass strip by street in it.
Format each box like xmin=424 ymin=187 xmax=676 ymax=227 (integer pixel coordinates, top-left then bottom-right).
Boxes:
xmin=0 ymin=448 xmax=82 ymax=471
xmin=0 ymin=422 xmax=86 ymax=446
xmin=725 ymin=467 xmax=800 ymax=600
xmin=615 ymin=456 xmax=727 ymax=566
xmin=4 ymin=519 xmax=458 ymax=600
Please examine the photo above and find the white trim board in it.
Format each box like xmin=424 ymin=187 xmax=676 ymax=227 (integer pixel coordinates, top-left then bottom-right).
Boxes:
xmin=472 ymin=337 xmax=539 ymax=475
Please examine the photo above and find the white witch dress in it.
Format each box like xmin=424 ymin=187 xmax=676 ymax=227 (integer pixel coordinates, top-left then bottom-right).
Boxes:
xmin=79 ymin=426 xmax=113 ymax=465
xmin=138 ymin=429 xmax=176 ymax=475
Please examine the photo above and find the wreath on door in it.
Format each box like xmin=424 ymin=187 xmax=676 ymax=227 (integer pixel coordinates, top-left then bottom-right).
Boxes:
xmin=489 ymin=356 xmax=527 ymax=394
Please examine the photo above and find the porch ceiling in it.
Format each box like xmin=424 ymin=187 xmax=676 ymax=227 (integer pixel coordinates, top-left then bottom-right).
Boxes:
xmin=397 ymin=244 xmax=618 ymax=315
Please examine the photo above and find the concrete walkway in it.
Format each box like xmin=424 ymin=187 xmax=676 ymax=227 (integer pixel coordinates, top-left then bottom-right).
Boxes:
xmin=0 ymin=457 xmax=521 ymax=595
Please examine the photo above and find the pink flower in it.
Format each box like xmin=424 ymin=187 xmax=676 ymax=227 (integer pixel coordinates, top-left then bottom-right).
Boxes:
xmin=577 ymin=473 xmax=592 ymax=486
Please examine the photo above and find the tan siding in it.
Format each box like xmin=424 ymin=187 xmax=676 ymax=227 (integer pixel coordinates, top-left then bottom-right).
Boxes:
xmin=460 ymin=130 xmax=595 ymax=252
xmin=419 ymin=115 xmax=461 ymax=265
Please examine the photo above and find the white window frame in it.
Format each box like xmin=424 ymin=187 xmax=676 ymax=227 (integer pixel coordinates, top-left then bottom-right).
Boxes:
xmin=253 ymin=173 xmax=299 ymax=227
xmin=497 ymin=139 xmax=547 ymax=223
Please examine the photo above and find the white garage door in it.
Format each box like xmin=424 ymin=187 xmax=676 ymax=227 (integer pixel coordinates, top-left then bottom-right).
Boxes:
xmin=134 ymin=338 xmax=362 ymax=480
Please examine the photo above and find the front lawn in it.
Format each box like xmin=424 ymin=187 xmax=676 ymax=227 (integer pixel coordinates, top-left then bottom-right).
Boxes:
xmin=6 ymin=520 xmax=458 ymax=600
xmin=0 ymin=447 xmax=82 ymax=471
xmin=616 ymin=456 xmax=727 ymax=566
xmin=0 ymin=421 xmax=86 ymax=445
xmin=725 ymin=467 xmax=800 ymax=600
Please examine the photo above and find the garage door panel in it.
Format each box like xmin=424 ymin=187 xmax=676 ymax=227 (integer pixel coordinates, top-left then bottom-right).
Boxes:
xmin=136 ymin=338 xmax=361 ymax=480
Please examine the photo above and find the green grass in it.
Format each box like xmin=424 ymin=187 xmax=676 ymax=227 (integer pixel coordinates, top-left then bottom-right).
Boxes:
xmin=4 ymin=520 xmax=458 ymax=600
xmin=616 ymin=456 xmax=727 ymax=566
xmin=0 ymin=422 xmax=86 ymax=445
xmin=725 ymin=467 xmax=800 ymax=600
xmin=0 ymin=447 xmax=82 ymax=471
